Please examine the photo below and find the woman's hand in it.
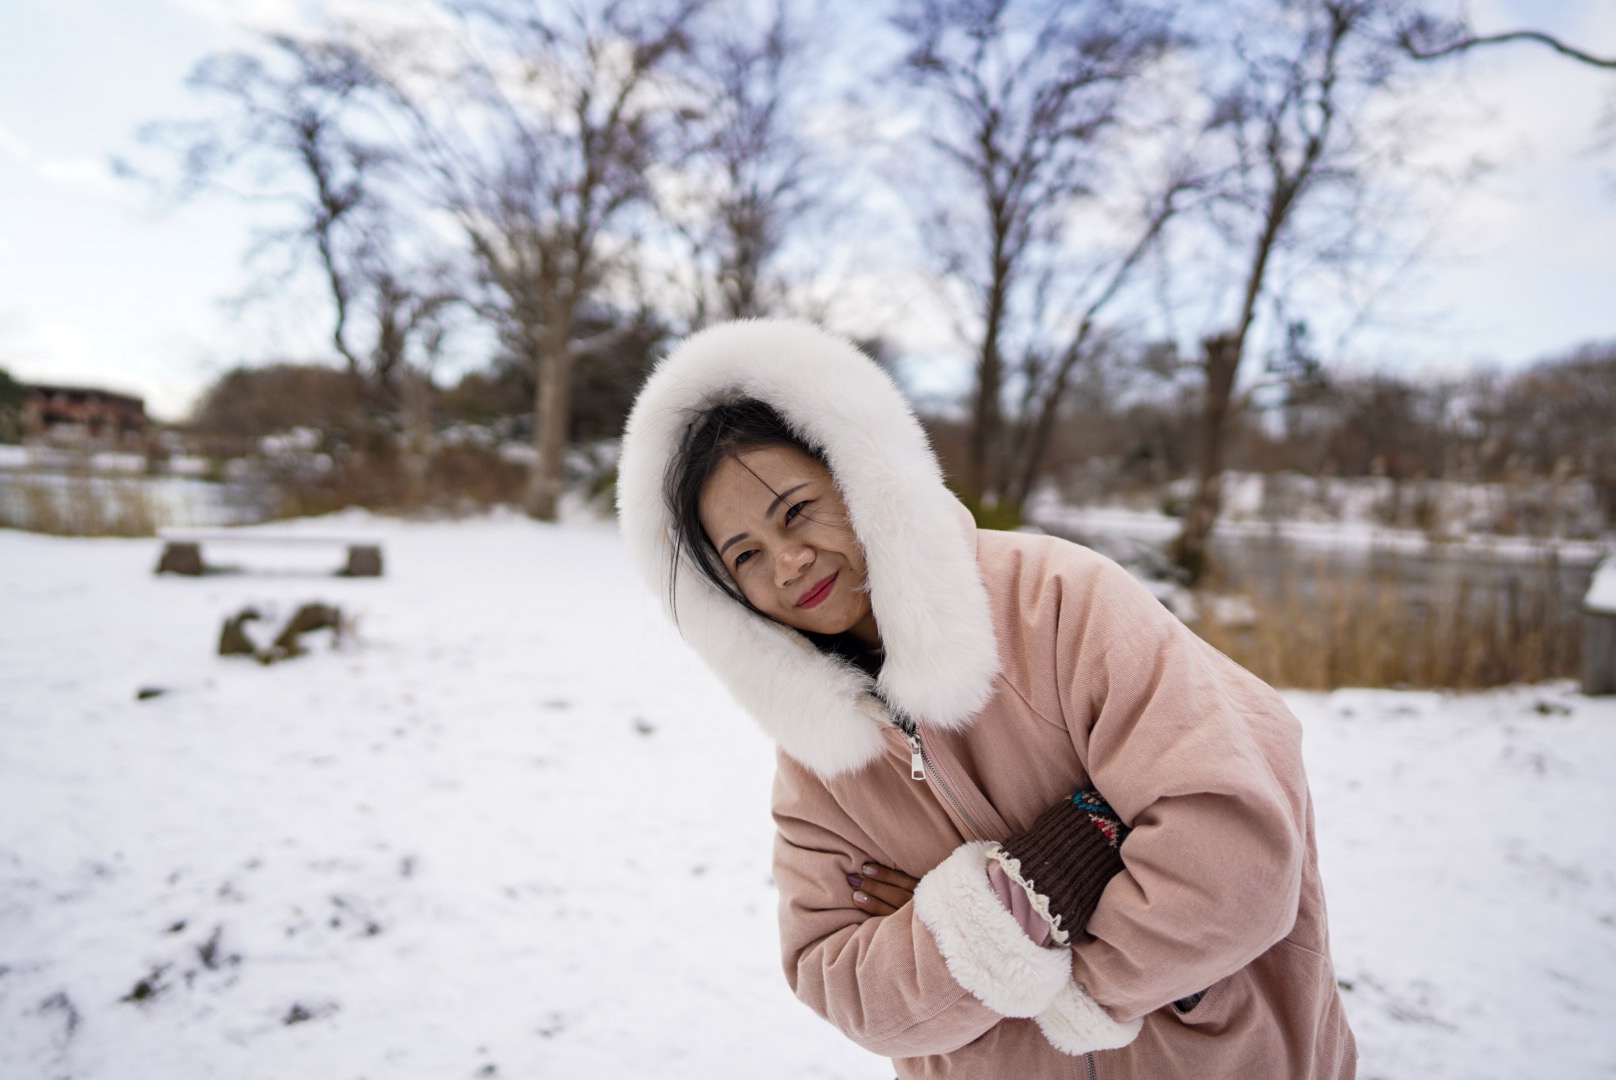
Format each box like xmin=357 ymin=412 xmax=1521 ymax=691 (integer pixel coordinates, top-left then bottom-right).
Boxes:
xmin=847 ymin=862 xmax=919 ymax=916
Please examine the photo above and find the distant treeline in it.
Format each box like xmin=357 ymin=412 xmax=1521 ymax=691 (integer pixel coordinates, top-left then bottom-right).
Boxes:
xmin=176 ymin=337 xmax=1615 ymax=531
xmin=109 ymin=0 xmax=1613 ymax=573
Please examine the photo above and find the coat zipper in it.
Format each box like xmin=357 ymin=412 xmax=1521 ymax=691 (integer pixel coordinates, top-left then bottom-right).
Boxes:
xmin=893 ymin=708 xmax=1088 ymax=1074
xmin=893 ymin=715 xmax=993 ymax=841
xmin=901 ymin=721 xmax=926 ymax=781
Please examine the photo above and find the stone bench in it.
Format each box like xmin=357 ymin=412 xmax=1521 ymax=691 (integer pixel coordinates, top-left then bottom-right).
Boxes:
xmin=155 ymin=531 xmax=383 ymax=578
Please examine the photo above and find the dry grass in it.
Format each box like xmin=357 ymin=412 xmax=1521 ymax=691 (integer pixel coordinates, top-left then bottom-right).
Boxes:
xmin=0 ymin=471 xmax=157 ymax=537
xmin=264 ymin=443 xmax=531 ymax=519
xmin=1 ymin=443 xmax=538 ymax=537
xmin=1195 ymin=550 xmax=1582 ymax=690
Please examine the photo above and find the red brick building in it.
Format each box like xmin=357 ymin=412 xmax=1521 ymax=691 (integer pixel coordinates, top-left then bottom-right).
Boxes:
xmin=22 ymin=384 xmax=148 ymax=443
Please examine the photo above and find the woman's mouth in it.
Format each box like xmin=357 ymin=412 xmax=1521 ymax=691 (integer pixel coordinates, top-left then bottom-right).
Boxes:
xmin=796 ymin=572 xmax=838 ymax=609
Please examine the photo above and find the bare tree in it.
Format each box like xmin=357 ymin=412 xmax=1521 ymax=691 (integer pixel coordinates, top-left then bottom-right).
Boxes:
xmin=141 ymin=35 xmax=457 ymax=419
xmin=893 ymin=0 xmax=1176 ymax=510
xmin=1169 ymin=0 xmax=1404 ymax=581
xmin=1393 ymin=6 xmax=1616 ymax=198
xmin=1001 ymin=169 xmax=1196 ymax=511
xmin=376 ymin=0 xmax=707 ymax=520
xmin=133 ymin=33 xmax=461 ymax=509
xmin=1484 ymin=343 xmax=1616 ymax=524
xmin=673 ymin=1 xmax=819 ymax=325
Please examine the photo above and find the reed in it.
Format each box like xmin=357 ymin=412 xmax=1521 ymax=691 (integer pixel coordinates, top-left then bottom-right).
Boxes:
xmin=261 ymin=442 xmax=531 ymax=519
xmin=1195 ymin=549 xmax=1581 ymax=690
xmin=0 ymin=470 xmax=157 ymax=536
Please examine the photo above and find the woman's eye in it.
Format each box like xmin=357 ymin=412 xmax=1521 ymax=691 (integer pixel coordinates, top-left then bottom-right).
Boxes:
xmin=734 ymin=549 xmax=755 ymax=568
xmin=785 ymin=500 xmax=811 ymax=523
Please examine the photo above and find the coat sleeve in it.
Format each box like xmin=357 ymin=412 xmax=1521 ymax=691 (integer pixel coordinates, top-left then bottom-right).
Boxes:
xmin=1052 ymin=551 xmax=1311 ymax=1022
xmin=772 ymin=756 xmax=1065 ymax=1058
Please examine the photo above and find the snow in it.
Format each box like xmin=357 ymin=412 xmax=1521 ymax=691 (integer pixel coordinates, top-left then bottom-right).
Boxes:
xmin=1587 ymin=555 xmax=1616 ymax=616
xmin=167 ymin=456 xmax=212 ymax=478
xmin=1026 ymin=497 xmax=1611 ymax=565
xmin=87 ymin=452 xmax=146 ymax=474
xmin=1094 ymin=471 xmax=1611 ymax=543
xmin=3 ymin=515 xmax=1615 ymax=1079
xmin=1300 ymin=687 xmax=1616 ymax=1078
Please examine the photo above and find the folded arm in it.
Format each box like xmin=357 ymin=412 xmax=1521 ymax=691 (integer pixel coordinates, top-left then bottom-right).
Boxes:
xmin=776 ymin=767 xmax=1139 ymax=1058
xmin=1053 ymin=555 xmax=1310 ymax=1020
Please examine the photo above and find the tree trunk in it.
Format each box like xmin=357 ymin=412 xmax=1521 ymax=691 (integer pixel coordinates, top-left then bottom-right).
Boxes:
xmin=969 ymin=274 xmax=1010 ymax=503
xmin=1172 ymin=332 xmax=1241 ymax=583
xmin=1007 ymin=330 xmax=1090 ymax=514
xmin=526 ymin=314 xmax=575 ymax=521
xmin=1172 ymin=188 xmax=1286 ymax=583
xmin=401 ymin=369 xmax=432 ymax=513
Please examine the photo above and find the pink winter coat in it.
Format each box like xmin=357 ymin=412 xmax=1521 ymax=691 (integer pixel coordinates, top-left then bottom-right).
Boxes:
xmin=772 ymin=526 xmax=1356 ymax=1078
xmin=617 ymin=319 xmax=1357 ymax=1079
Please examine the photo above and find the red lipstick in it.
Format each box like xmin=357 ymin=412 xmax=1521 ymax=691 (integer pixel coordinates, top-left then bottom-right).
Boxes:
xmin=797 ymin=572 xmax=837 ymax=608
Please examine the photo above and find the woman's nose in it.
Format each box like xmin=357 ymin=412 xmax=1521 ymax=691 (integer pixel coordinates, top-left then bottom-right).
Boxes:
xmin=775 ymin=543 xmax=813 ymax=586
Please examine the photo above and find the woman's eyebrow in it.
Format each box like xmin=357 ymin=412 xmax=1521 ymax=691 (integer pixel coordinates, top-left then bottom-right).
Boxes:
xmin=764 ymin=482 xmax=809 ymax=518
xmin=718 ymin=482 xmax=810 ymax=556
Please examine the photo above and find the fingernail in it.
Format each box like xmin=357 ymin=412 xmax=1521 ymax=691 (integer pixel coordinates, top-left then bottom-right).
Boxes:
xmin=846 ymin=874 xmax=863 ymax=888
xmin=853 ymin=891 xmax=868 ymax=905
xmin=862 ymin=863 xmax=878 ymax=876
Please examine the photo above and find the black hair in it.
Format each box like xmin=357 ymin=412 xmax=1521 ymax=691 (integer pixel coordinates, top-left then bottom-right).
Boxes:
xmin=665 ymin=397 xmax=826 ymax=616
xmin=664 ymin=397 xmax=883 ymax=677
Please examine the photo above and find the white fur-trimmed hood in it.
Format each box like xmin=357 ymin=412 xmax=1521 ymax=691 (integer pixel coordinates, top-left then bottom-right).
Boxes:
xmin=616 ymin=319 xmax=1000 ymax=780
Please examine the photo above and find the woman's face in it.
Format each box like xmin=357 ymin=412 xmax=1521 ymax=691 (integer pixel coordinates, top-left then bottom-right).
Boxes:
xmin=697 ymin=444 xmax=880 ymax=650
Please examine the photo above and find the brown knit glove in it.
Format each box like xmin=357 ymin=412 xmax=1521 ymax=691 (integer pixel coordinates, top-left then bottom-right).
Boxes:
xmin=996 ymin=790 xmax=1130 ymax=942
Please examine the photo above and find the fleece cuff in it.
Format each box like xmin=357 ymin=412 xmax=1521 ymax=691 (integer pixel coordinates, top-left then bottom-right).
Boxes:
xmin=913 ymin=841 xmax=1072 ymax=1018
xmin=1035 ymin=979 xmax=1144 ymax=1056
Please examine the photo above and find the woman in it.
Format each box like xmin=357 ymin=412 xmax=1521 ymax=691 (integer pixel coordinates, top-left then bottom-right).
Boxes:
xmin=617 ymin=319 xmax=1356 ymax=1078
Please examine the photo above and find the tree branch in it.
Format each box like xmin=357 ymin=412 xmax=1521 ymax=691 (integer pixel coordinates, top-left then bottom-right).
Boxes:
xmin=1400 ymin=28 xmax=1616 ymax=70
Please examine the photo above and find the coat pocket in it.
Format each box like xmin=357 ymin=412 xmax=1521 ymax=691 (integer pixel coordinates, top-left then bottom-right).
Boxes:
xmin=1164 ymin=969 xmax=1245 ymax=1034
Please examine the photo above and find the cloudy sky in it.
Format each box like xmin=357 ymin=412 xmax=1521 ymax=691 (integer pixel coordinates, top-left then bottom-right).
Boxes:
xmin=1 ymin=0 xmax=1612 ymax=420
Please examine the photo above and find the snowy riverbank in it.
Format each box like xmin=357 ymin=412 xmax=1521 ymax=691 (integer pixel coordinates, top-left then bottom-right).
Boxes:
xmin=2 ymin=514 xmax=1613 ymax=1078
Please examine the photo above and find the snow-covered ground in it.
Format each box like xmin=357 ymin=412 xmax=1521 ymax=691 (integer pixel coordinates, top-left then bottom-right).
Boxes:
xmin=1036 ymin=470 xmax=1610 ymax=546
xmin=2 ymin=514 xmax=1614 ymax=1079
xmin=1026 ymin=493 xmax=1611 ymax=566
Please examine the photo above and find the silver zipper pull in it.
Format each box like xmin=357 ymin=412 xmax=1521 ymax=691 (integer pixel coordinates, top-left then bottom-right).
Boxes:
xmin=907 ymin=731 xmax=926 ymax=781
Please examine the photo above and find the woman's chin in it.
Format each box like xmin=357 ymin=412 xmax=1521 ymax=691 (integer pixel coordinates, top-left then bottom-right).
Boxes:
xmin=782 ymin=606 xmax=852 ymax=638
xmin=807 ymin=606 xmax=878 ymax=646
